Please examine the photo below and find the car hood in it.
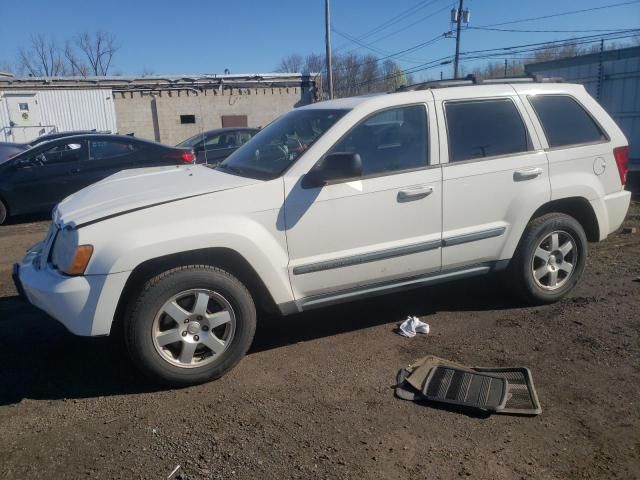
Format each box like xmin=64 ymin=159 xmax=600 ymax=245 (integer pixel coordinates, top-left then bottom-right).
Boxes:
xmin=55 ymin=165 xmax=260 ymax=227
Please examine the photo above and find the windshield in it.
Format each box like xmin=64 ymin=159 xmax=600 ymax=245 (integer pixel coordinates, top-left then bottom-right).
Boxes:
xmin=217 ymin=108 xmax=348 ymax=180
xmin=176 ymin=132 xmax=206 ymax=148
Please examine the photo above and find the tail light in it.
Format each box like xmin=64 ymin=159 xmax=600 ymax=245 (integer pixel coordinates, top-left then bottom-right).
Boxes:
xmin=180 ymin=151 xmax=195 ymax=164
xmin=613 ymin=146 xmax=629 ymax=186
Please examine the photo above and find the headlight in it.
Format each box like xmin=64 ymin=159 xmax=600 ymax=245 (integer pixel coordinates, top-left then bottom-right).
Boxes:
xmin=51 ymin=227 xmax=93 ymax=275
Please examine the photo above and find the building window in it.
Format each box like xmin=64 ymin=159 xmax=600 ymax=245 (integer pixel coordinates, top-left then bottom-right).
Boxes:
xmin=180 ymin=115 xmax=196 ymax=124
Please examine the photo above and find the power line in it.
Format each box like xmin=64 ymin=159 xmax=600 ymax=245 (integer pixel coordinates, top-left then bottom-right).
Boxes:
xmin=458 ymin=30 xmax=640 ymax=56
xmin=357 ymin=30 xmax=640 ymax=88
xmin=336 ymin=1 xmax=454 ymax=59
xmin=356 ymin=2 xmax=454 ymax=48
xmin=481 ymin=0 xmax=640 ymax=28
xmin=333 ymin=0 xmax=445 ymax=53
xmin=469 ymin=26 xmax=640 ymax=34
xmin=331 ymin=28 xmax=448 ymax=64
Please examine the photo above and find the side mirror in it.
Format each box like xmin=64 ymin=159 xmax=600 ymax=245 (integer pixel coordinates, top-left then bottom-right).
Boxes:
xmin=302 ymin=152 xmax=362 ymax=188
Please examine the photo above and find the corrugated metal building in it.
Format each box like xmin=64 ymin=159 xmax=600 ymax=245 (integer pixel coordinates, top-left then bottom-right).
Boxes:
xmin=526 ymin=46 xmax=640 ymax=172
xmin=0 ymin=87 xmax=117 ymax=143
xmin=0 ymin=73 xmax=317 ymax=144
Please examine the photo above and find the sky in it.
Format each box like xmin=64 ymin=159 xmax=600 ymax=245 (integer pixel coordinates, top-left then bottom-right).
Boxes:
xmin=1 ymin=0 xmax=639 ymax=78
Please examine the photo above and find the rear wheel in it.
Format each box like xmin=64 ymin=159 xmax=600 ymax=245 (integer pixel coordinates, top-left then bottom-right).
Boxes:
xmin=508 ymin=213 xmax=587 ymax=304
xmin=0 ymin=200 xmax=7 ymax=225
xmin=124 ymin=265 xmax=256 ymax=386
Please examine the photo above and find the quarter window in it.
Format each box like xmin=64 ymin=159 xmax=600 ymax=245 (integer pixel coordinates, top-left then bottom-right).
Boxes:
xmin=445 ymin=98 xmax=531 ymax=162
xmin=529 ymin=95 xmax=606 ymax=148
xmin=329 ymin=105 xmax=428 ymax=177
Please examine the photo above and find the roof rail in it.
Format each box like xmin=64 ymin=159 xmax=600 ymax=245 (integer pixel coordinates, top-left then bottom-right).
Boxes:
xmin=395 ymin=73 xmax=564 ymax=92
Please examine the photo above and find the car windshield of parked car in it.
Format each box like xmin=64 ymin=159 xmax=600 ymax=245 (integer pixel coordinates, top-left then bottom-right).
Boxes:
xmin=217 ymin=109 xmax=348 ymax=180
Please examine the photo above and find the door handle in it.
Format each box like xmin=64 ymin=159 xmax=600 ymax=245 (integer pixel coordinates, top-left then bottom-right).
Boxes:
xmin=69 ymin=168 xmax=81 ymax=174
xmin=513 ymin=167 xmax=543 ymax=181
xmin=398 ymin=185 xmax=434 ymax=202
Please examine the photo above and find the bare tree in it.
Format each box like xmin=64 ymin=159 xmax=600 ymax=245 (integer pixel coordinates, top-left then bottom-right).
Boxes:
xmin=63 ymin=41 xmax=89 ymax=77
xmin=73 ymin=31 xmax=118 ymax=76
xmin=303 ymin=53 xmax=324 ymax=74
xmin=278 ymin=54 xmax=303 ymax=73
xmin=17 ymin=34 xmax=68 ymax=76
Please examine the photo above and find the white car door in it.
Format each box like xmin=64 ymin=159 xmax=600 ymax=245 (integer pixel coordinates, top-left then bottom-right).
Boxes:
xmin=434 ymin=86 xmax=551 ymax=270
xmin=283 ymin=102 xmax=442 ymax=304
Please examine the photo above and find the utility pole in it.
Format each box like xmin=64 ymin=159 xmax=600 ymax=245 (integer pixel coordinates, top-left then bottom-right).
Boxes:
xmin=453 ymin=0 xmax=464 ymax=79
xmin=504 ymin=58 xmax=508 ymax=78
xmin=325 ymin=0 xmax=334 ymax=99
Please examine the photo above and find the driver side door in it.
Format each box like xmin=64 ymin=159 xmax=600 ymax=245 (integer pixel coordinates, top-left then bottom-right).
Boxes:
xmin=9 ymin=139 xmax=88 ymax=214
xmin=283 ymin=103 xmax=442 ymax=304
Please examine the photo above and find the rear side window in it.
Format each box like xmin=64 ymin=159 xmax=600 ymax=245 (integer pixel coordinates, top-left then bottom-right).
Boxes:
xmin=529 ymin=95 xmax=607 ymax=148
xmin=445 ymin=98 xmax=531 ymax=162
xmin=89 ymin=140 xmax=138 ymax=160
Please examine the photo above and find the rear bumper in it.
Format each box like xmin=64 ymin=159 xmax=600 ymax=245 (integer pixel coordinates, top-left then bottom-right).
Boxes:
xmin=17 ymin=251 xmax=129 ymax=336
xmin=591 ymin=190 xmax=632 ymax=240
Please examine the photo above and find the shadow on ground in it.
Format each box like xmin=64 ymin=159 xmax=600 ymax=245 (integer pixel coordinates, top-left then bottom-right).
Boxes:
xmin=0 ymin=274 xmax=517 ymax=405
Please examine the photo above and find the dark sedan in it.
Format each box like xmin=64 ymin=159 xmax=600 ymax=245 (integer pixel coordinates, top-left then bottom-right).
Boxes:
xmin=0 ymin=134 xmax=194 ymax=224
xmin=0 ymin=130 xmax=112 ymax=161
xmin=177 ymin=127 xmax=258 ymax=165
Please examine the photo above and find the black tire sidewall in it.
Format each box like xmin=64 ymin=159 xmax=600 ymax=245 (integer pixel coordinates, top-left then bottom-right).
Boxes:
xmin=512 ymin=214 xmax=587 ymax=304
xmin=0 ymin=200 xmax=7 ymax=225
xmin=125 ymin=266 xmax=256 ymax=386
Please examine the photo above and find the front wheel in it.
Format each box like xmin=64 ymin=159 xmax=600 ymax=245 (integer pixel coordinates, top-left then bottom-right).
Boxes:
xmin=508 ymin=213 xmax=587 ymax=305
xmin=0 ymin=200 xmax=7 ymax=225
xmin=124 ymin=265 xmax=256 ymax=386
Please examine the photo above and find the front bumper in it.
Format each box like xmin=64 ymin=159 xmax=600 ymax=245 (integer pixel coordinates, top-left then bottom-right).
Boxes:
xmin=16 ymin=249 xmax=130 ymax=337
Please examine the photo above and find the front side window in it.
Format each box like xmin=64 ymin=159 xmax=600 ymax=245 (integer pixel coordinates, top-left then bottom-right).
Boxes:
xmin=445 ymin=98 xmax=531 ymax=162
xmin=89 ymin=140 xmax=137 ymax=160
xmin=529 ymin=95 xmax=607 ymax=148
xmin=219 ymin=109 xmax=348 ymax=179
xmin=328 ymin=105 xmax=428 ymax=177
xmin=31 ymin=141 xmax=85 ymax=165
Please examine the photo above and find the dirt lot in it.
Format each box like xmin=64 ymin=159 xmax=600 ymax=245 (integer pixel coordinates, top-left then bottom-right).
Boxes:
xmin=0 ymin=202 xmax=639 ymax=480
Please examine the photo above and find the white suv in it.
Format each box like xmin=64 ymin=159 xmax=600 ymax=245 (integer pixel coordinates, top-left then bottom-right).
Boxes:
xmin=14 ymin=78 xmax=631 ymax=385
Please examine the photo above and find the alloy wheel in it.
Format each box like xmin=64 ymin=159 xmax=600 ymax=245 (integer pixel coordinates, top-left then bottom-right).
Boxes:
xmin=151 ymin=289 xmax=236 ymax=368
xmin=531 ymin=230 xmax=578 ymax=291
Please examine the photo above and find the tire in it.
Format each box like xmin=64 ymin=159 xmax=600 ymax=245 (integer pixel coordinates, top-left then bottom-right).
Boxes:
xmin=0 ymin=200 xmax=7 ymax=225
xmin=124 ymin=265 xmax=256 ymax=386
xmin=508 ymin=213 xmax=587 ymax=305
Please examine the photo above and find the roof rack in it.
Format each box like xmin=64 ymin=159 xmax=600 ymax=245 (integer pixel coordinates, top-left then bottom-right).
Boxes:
xmin=395 ymin=73 xmax=564 ymax=92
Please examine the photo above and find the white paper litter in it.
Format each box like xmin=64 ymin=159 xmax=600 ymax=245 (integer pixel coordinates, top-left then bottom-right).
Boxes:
xmin=398 ymin=316 xmax=430 ymax=338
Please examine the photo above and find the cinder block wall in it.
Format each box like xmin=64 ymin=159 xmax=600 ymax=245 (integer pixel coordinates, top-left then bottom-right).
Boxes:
xmin=114 ymin=86 xmax=313 ymax=145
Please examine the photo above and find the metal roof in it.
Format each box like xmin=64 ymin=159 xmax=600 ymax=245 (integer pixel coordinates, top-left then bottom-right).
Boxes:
xmin=526 ymin=46 xmax=640 ymax=72
xmin=0 ymin=73 xmax=319 ymax=90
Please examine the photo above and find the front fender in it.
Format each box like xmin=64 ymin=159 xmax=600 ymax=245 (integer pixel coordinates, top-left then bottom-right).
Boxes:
xmin=80 ymin=186 xmax=293 ymax=306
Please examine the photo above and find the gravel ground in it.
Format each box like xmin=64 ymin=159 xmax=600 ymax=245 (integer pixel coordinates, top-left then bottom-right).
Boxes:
xmin=0 ymin=202 xmax=638 ymax=480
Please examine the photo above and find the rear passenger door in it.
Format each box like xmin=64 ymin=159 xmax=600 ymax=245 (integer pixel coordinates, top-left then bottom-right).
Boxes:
xmin=435 ymin=89 xmax=550 ymax=270
xmin=82 ymin=138 xmax=144 ymax=186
